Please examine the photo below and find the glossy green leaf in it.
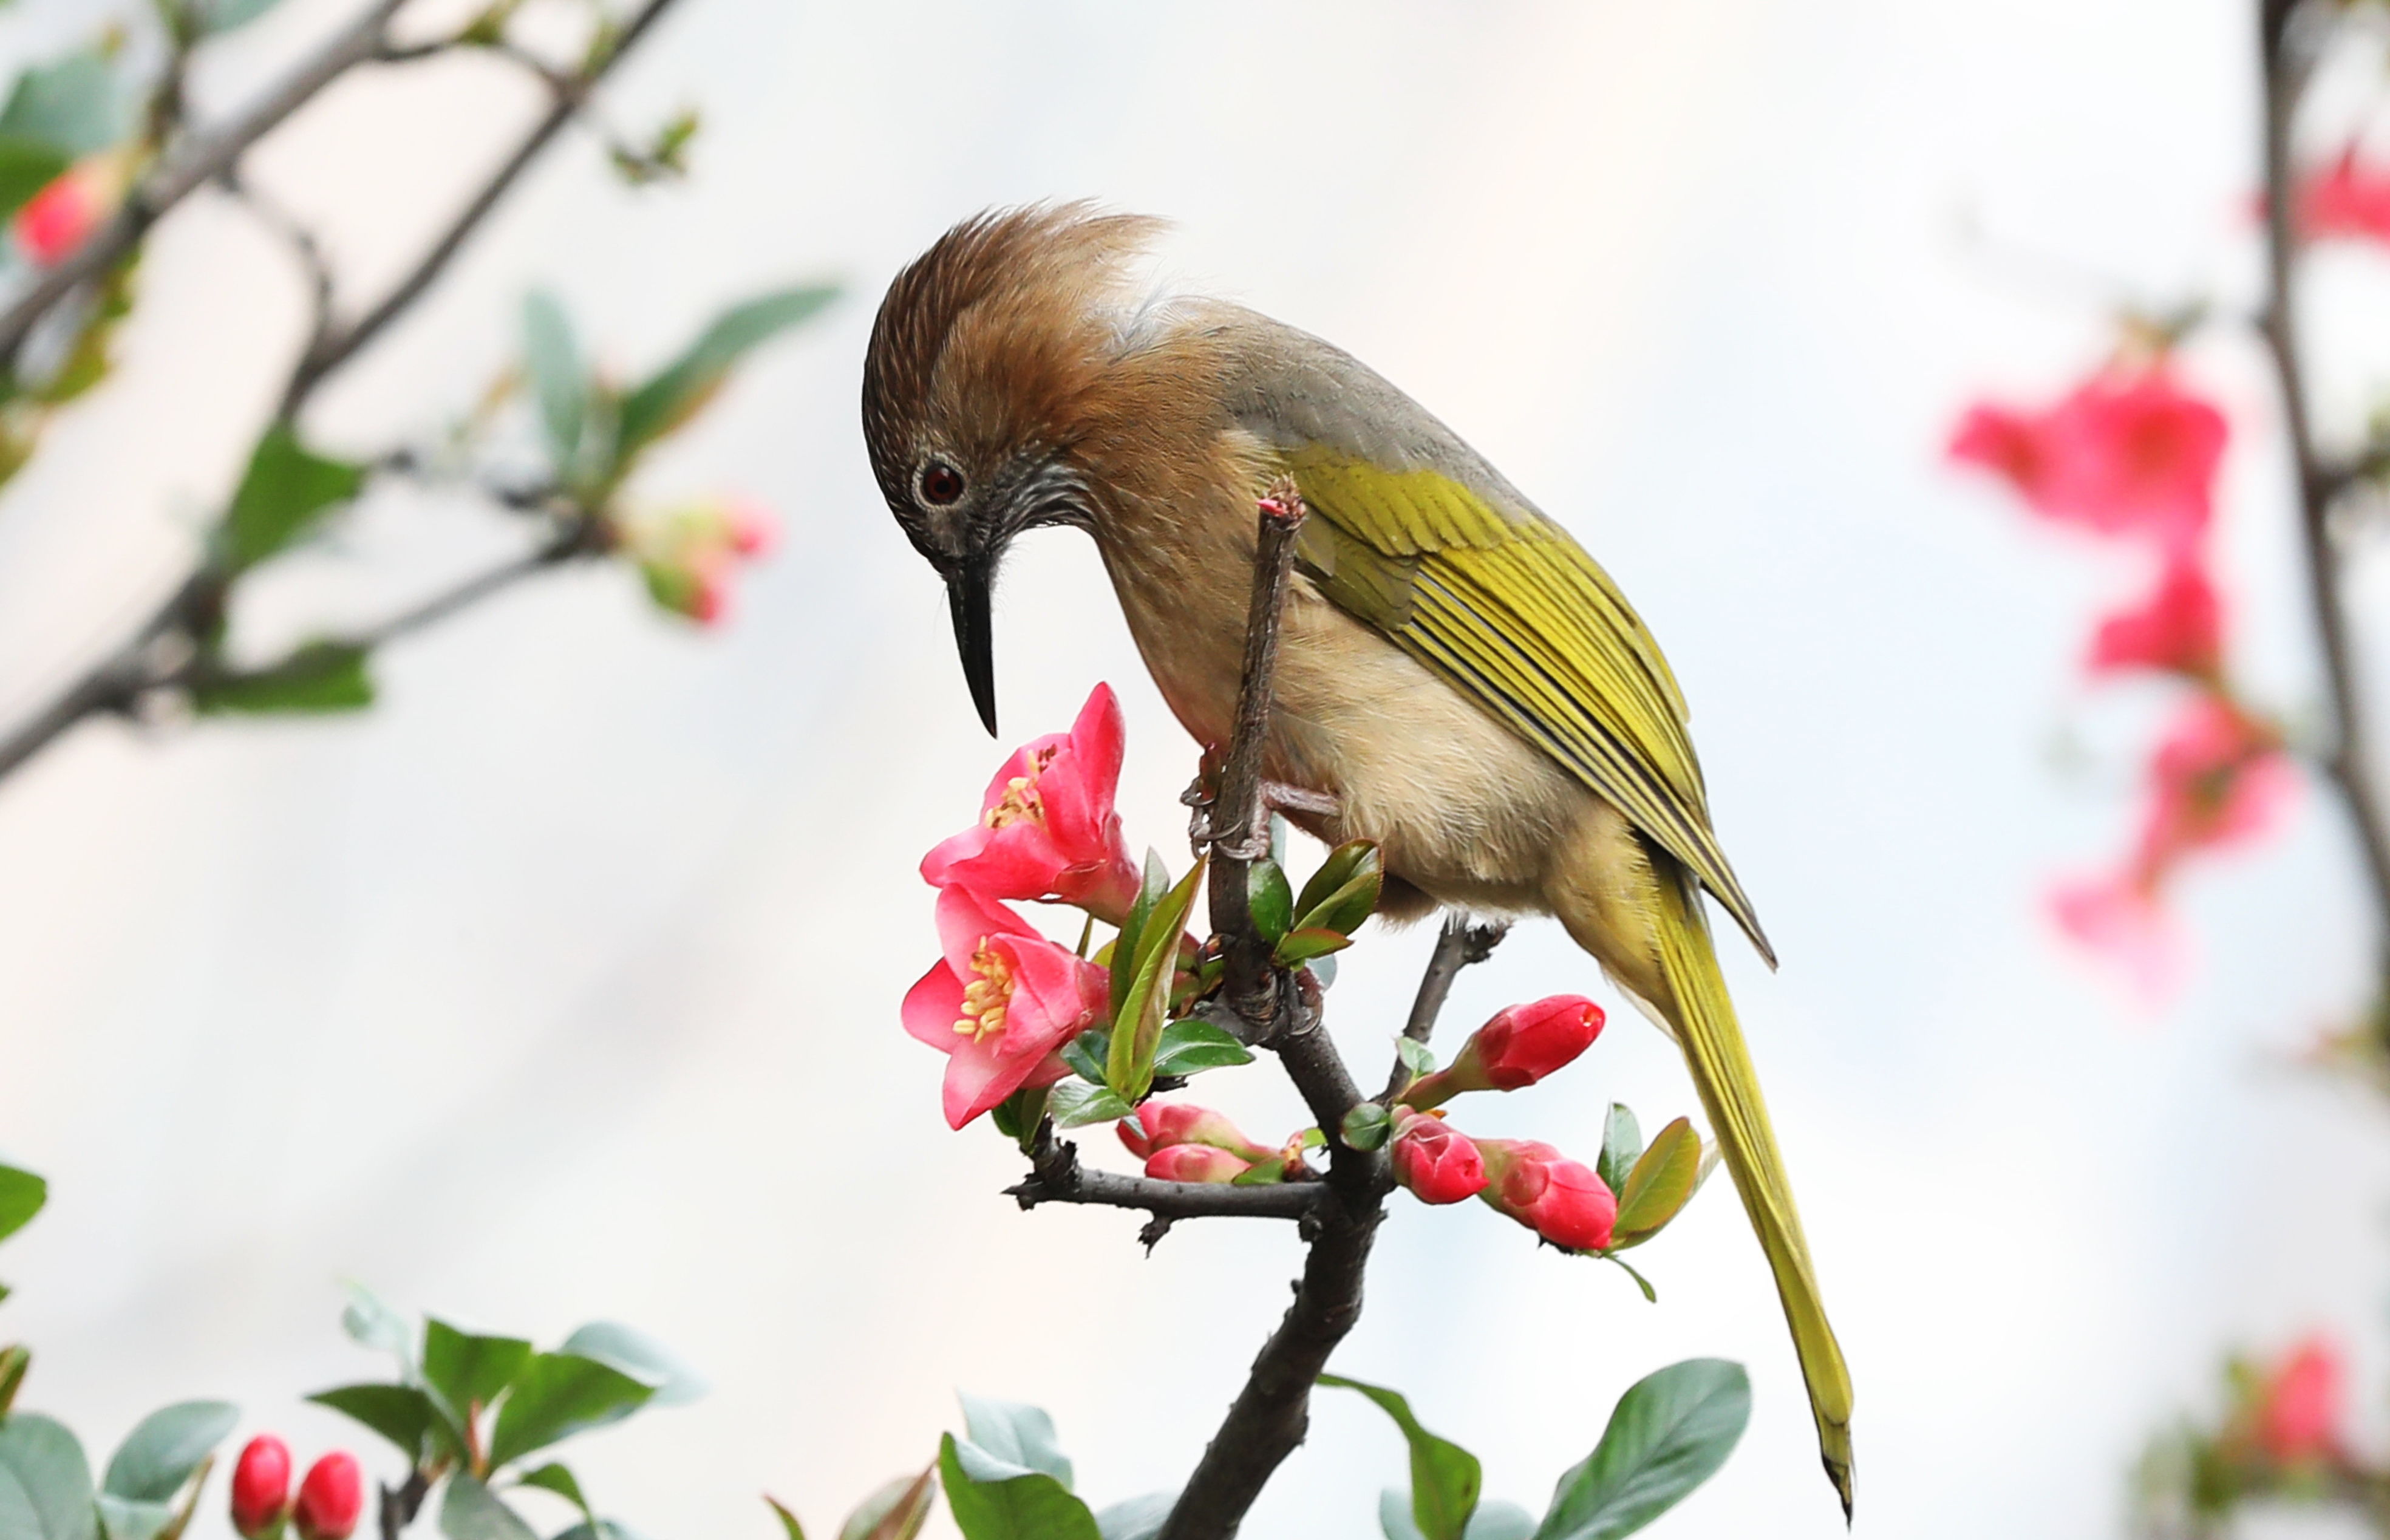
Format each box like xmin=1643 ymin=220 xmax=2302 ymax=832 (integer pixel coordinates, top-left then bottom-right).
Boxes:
xmin=1594 ymin=1106 xmax=1641 ymax=1198
xmin=557 ymin=1323 xmax=706 ymax=1408
xmin=936 ymin=1434 xmax=1099 ymax=1540
xmin=0 ymin=53 xmax=121 ymax=157
xmin=1272 ymin=928 xmax=1353 ymax=967
xmin=1108 ymin=854 xmax=1168 ymax=1023
xmin=1341 ymin=1102 xmax=1391 ymax=1152
xmin=1609 ymin=1119 xmax=1700 ymax=1250
xmin=308 ymin=1384 xmax=440 ymax=1464
xmin=1061 ymin=1031 xmax=1110 ymax=1085
xmin=0 ymin=1166 xmax=45 ymax=1244
xmin=766 ymin=1497 xmax=807 ymax=1540
xmin=191 ymin=644 xmax=373 ymax=716
xmin=1293 ymin=840 xmax=1377 ymax=920
xmin=958 ymin=1395 xmax=1071 ymax=1488
xmin=1107 ymin=856 xmax=1204 ymax=1103
xmin=512 ymin=1463 xmax=590 ymax=1522
xmin=338 ymin=1283 xmax=415 ymax=1371
xmin=1395 ymin=1039 xmax=1436 ymax=1080
xmin=1293 ymin=844 xmax=1383 ymax=935
xmin=438 ymin=1474 xmax=537 ymax=1540
xmin=1045 ymin=1081 xmax=1134 ymax=1130
xmin=0 ymin=1414 xmax=95 ymax=1540
xmin=1148 ymin=1020 xmax=1251 ymax=1077
xmin=192 ymin=0 xmax=293 ymax=35
xmin=1319 ymin=1375 xmax=1480 ymax=1540
xmin=1246 ymin=860 xmax=1293 ymax=945
xmin=0 ymin=137 xmax=67 ymax=220
xmin=423 ymin=1320 xmax=533 ymax=1422
xmin=219 ymin=424 xmax=364 ymax=572
xmin=94 ymin=1494 xmax=172 ymax=1540
xmin=615 ymin=285 xmax=837 ymax=458
xmin=101 ymin=1402 xmax=234 ymax=1502
xmin=484 ymin=1354 xmax=652 ymax=1471
xmin=520 ymin=292 xmax=588 ymax=473
xmin=1091 ymin=1493 xmax=1171 ymax=1540
xmin=836 ymin=1467 xmax=936 ymax=1540
xmin=1532 ymin=1360 xmax=1749 ymax=1540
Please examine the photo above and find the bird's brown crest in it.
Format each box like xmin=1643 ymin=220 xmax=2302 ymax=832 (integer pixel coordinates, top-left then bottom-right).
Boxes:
xmin=862 ymin=202 xmax=1165 ymax=509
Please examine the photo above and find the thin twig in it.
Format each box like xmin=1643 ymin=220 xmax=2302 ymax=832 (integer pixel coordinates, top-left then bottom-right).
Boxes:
xmin=1007 ymin=1135 xmax=1324 ymax=1224
xmin=217 ymin=168 xmax=335 ymax=346
xmin=1382 ymin=917 xmax=1508 ymax=1104
xmin=376 ymin=1468 xmax=429 ymax=1540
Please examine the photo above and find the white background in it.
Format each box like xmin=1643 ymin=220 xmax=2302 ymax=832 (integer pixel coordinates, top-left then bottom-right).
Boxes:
xmin=0 ymin=1 xmax=2385 ymax=1536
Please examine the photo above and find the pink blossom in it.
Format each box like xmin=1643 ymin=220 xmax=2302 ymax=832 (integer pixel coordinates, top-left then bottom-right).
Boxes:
xmin=902 ymin=886 xmax=1109 ymax=1129
xmin=2134 ymin=694 xmax=2292 ymax=871
xmin=2253 ymin=1334 xmax=2347 ymax=1466
xmin=1145 ymin=1144 xmax=1252 ymax=1184
xmin=1948 ymin=369 xmax=2227 ymax=553
xmin=727 ymin=497 xmax=780 ymax=557
xmin=2300 ymin=147 xmax=2390 ymax=243
xmin=2049 ymin=874 xmax=2182 ymax=1000
xmin=1117 ymin=1100 xmax=1269 ymax=1161
xmin=292 ymin=1454 xmax=363 ymax=1540
xmin=2087 ymin=558 xmax=2223 ymax=681
xmin=230 ymin=1436 xmax=290 ymax=1539
xmin=1403 ymin=995 xmax=1605 ymax=1108
xmin=13 ymin=157 xmax=119 ymax=268
xmin=920 ymin=683 xmax=1140 ymax=924
xmin=1474 ymin=1138 xmax=1617 ymax=1252
xmin=1389 ymin=1111 xmax=1486 ymax=1204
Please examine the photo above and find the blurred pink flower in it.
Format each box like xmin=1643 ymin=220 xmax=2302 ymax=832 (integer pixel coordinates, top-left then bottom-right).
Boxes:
xmin=901 ymin=885 xmax=1108 ymax=1129
xmin=920 ymin=683 xmax=1140 ymax=924
xmin=13 ymin=157 xmax=121 ymax=268
xmin=2134 ymin=695 xmax=2292 ymax=871
xmin=727 ymin=496 xmax=779 ymax=557
xmin=1949 ymin=368 xmax=2227 ymax=553
xmin=2049 ymin=874 xmax=2181 ymax=999
xmin=2253 ymin=1334 xmax=2347 ymax=1466
xmin=2300 ymin=146 xmax=2390 ymax=243
xmin=2086 ymin=558 xmax=2223 ymax=681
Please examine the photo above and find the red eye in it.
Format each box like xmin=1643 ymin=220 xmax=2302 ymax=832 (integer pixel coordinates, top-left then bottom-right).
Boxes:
xmin=919 ymin=462 xmax=965 ymax=505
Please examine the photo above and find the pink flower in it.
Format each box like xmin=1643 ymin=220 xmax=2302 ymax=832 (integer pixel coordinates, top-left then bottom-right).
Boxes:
xmin=2134 ymin=694 xmax=2292 ymax=871
xmin=2049 ymin=874 xmax=2181 ymax=999
xmin=1474 ymin=1139 xmax=1616 ymax=1252
xmin=920 ymin=683 xmax=1140 ymax=924
xmin=1403 ymin=995 xmax=1605 ymax=1108
xmin=2253 ymin=1334 xmax=2347 ymax=1466
xmin=1117 ymin=1101 xmax=1269 ymax=1161
xmin=902 ymin=886 xmax=1109 ymax=1129
xmin=2087 ymin=558 xmax=2222 ymax=681
xmin=2300 ymin=146 xmax=2390 ymax=243
xmin=13 ymin=157 xmax=120 ymax=268
xmin=292 ymin=1453 xmax=363 ymax=1540
xmin=1145 ymin=1144 xmax=1252 ymax=1184
xmin=230 ymin=1436 xmax=291 ymax=1539
xmin=1949 ymin=369 xmax=2227 ymax=553
xmin=1389 ymin=1111 xmax=1486 ymax=1204
xmin=727 ymin=497 xmax=779 ymax=557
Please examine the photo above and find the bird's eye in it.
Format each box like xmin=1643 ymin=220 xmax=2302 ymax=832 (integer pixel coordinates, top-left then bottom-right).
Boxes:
xmin=919 ymin=461 xmax=965 ymax=506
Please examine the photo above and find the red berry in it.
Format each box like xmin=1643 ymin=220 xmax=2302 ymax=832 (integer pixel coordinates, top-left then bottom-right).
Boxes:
xmin=230 ymin=1436 xmax=291 ymax=1539
xmin=293 ymin=1453 xmax=364 ymax=1540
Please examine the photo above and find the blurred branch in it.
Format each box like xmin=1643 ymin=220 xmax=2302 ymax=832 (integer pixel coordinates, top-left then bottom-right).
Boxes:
xmin=2256 ymin=0 xmax=2390 ymax=952
xmin=217 ymin=168 xmax=333 ymax=342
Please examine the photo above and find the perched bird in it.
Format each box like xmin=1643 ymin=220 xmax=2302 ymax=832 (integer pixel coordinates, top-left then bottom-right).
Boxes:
xmin=862 ymin=204 xmax=1854 ymax=1514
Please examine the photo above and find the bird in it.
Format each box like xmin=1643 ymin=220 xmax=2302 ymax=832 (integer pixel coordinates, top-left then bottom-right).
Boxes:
xmin=860 ymin=203 xmax=1853 ymax=1516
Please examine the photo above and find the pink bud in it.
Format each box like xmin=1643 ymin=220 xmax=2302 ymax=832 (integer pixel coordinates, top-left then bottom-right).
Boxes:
xmin=292 ymin=1453 xmax=362 ymax=1540
xmin=2253 ymin=1335 xmax=2346 ymax=1465
xmin=1475 ymin=1138 xmax=1616 ymax=1252
xmin=687 ymin=564 xmax=732 ymax=626
xmin=230 ymin=1436 xmax=291 ymax=1539
xmin=1145 ymin=1145 xmax=1253 ymax=1184
xmin=1400 ymin=995 xmax=1605 ymax=1109
xmin=1117 ymin=1101 xmax=1267 ymax=1160
xmin=726 ymin=498 xmax=779 ymax=557
xmin=13 ymin=159 xmax=114 ymax=268
xmin=1389 ymin=1111 xmax=1485 ymax=1204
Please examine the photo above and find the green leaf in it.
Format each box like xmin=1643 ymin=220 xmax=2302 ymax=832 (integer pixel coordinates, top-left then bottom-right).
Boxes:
xmin=1228 ymin=1156 xmax=1287 ymax=1185
xmin=1319 ymin=1375 xmax=1480 ymax=1540
xmin=557 ymin=1323 xmax=706 ymax=1408
xmin=1091 ymin=1493 xmax=1172 ymax=1540
xmin=0 ymin=137 xmax=67 ymax=220
xmin=1609 ymin=1119 xmax=1700 ymax=1250
xmin=958 ymin=1395 xmax=1071 ymax=1488
xmin=520 ymin=292 xmax=588 ymax=474
xmin=219 ymin=423 xmax=366 ymax=572
xmin=1293 ymin=843 xmax=1383 ymax=935
xmin=837 ymin=1467 xmax=936 ymax=1540
xmin=1532 ymin=1360 xmax=1749 ymax=1540
xmin=1148 ymin=1020 xmax=1251 ymax=1078
xmin=1272 ymin=928 xmax=1352 ymax=967
xmin=1293 ymin=840 xmax=1377 ymax=920
xmin=0 ymin=1349 xmax=28 ymax=1417
xmin=936 ymin=1435 xmax=1099 ymax=1540
xmin=1060 ymin=1031 xmax=1110 ymax=1086
xmin=615 ymin=286 xmax=837 ymax=460
xmin=0 ymin=1414 xmax=95 ymax=1540
xmin=0 ymin=53 xmax=122 ymax=157
xmin=191 ymin=0 xmax=293 ymax=35
xmin=339 ymin=1283 xmax=415 ymax=1371
xmin=1340 ymin=1102 xmax=1391 ymax=1153
xmin=95 ymin=1495 xmax=173 ymax=1540
xmin=438 ymin=1474 xmax=537 ymax=1540
xmin=1108 ymin=854 xmax=1168 ymax=1023
xmin=512 ymin=1463 xmax=590 ymax=1522
xmin=1594 ymin=1106 xmax=1642 ymax=1198
xmin=1106 ymin=856 xmax=1205 ymax=1103
xmin=1384 ymin=1494 xmax=1534 ymax=1540
xmin=308 ymin=1384 xmax=439 ymax=1464
xmin=1395 ymin=1039 xmax=1436 ymax=1080
xmin=191 ymin=644 xmax=373 ymax=716
xmin=423 ymin=1320 xmax=533 ymax=1422
xmin=1245 ymin=860 xmax=1292 ymax=945
xmin=765 ymin=1497 xmax=807 ymax=1540
xmin=0 ymin=1166 xmax=46 ymax=1245
xmin=1045 ymin=1081 xmax=1134 ymax=1130
xmin=101 ymin=1403 xmax=234 ymax=1502
xmin=484 ymin=1354 xmax=653 ymax=1471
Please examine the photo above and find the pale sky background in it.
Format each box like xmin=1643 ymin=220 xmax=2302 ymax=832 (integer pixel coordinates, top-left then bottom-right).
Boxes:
xmin=1 ymin=1 xmax=2386 ymax=1537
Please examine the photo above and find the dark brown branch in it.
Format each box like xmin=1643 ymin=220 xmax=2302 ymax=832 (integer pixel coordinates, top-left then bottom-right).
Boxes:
xmin=1382 ymin=916 xmax=1508 ymax=1104
xmin=1007 ymin=1135 xmax=1324 ymax=1224
xmin=376 ymin=1468 xmax=429 ymax=1540
xmin=2256 ymin=0 xmax=2390 ymax=944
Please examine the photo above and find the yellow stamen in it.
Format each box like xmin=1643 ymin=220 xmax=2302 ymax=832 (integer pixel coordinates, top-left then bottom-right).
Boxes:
xmin=955 ymin=939 xmax=1015 ymax=1043
xmin=984 ymin=746 xmax=1059 ymax=829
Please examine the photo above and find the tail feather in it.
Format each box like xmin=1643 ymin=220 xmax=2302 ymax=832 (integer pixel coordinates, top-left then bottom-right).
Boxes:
xmin=1652 ymin=866 xmax=1855 ymax=1519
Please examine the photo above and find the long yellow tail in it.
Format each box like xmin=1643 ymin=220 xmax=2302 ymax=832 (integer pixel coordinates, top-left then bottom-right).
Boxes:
xmin=1652 ymin=866 xmax=1855 ymax=1519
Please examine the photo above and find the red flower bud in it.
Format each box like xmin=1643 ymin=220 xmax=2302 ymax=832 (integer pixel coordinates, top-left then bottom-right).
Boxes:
xmin=293 ymin=1453 xmax=363 ymax=1540
xmin=1475 ymin=1138 xmax=1616 ymax=1252
xmin=230 ymin=1436 xmax=291 ymax=1539
xmin=1400 ymin=995 xmax=1605 ymax=1109
xmin=1145 ymin=1145 xmax=1253 ymax=1184
xmin=1389 ymin=1111 xmax=1485 ymax=1204
xmin=1117 ymin=1101 xmax=1268 ymax=1161
xmin=2252 ymin=1335 xmax=2347 ymax=1465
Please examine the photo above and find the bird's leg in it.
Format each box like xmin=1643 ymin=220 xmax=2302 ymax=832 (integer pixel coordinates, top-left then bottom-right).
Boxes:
xmin=1185 ymin=770 xmax=1341 ymax=859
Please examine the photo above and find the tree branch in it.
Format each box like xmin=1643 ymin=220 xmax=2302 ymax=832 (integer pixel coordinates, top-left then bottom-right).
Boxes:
xmin=2255 ymin=0 xmax=2390 ymax=951
xmin=1383 ymin=916 xmax=1507 ymax=1104
xmin=1007 ymin=1134 xmax=1323 ymax=1224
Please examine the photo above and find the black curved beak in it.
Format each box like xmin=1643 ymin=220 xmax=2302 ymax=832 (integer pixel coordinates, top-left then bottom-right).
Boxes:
xmin=944 ymin=560 xmax=998 ymax=737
